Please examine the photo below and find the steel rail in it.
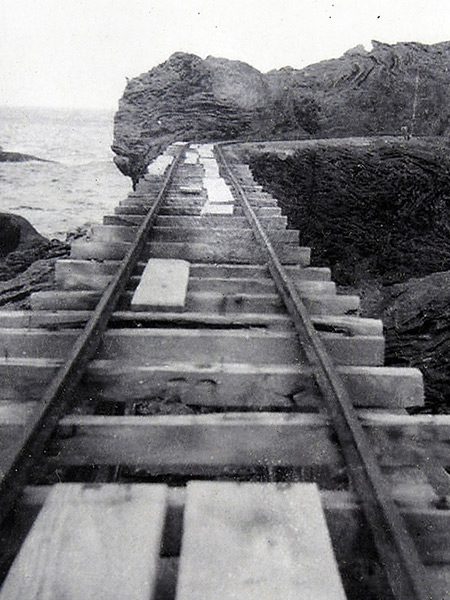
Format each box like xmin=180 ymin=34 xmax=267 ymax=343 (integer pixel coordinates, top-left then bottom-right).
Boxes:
xmin=0 ymin=144 xmax=187 ymax=524
xmin=215 ymin=143 xmax=429 ymax=600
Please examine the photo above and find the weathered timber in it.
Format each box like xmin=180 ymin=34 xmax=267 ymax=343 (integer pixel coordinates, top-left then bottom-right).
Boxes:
xmin=30 ymin=288 xmax=361 ymax=317
xmin=176 ymin=482 xmax=346 ymax=599
xmin=0 ymin=328 xmax=385 ymax=366
xmin=70 ymin=240 xmax=309 ymax=265
xmin=39 ymin=412 xmax=450 ymax=470
xmin=0 ymin=309 xmax=382 ymax=338
xmin=53 ymin=260 xmax=331 ymax=290
xmin=15 ymin=484 xmax=450 ymax=565
xmin=131 ymin=259 xmax=190 ymax=310
xmin=30 ymin=291 xmax=287 ymax=313
xmin=0 ymin=484 xmax=167 ymax=600
xmin=92 ymin=225 xmax=297 ymax=243
xmin=0 ymin=360 xmax=424 ymax=408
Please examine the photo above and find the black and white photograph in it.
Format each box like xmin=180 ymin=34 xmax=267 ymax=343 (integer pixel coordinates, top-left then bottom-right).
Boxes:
xmin=0 ymin=1 xmax=449 ymax=598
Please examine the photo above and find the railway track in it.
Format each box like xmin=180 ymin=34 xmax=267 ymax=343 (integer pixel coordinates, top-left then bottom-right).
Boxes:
xmin=0 ymin=141 xmax=448 ymax=599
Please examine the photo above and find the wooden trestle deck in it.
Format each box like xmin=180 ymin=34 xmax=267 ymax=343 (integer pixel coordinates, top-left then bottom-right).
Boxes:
xmin=0 ymin=142 xmax=448 ymax=599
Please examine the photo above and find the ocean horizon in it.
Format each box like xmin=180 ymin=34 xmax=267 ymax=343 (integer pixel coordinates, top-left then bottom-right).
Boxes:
xmin=0 ymin=105 xmax=131 ymax=239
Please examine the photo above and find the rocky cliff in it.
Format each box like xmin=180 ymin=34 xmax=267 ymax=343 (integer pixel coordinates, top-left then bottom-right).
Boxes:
xmin=246 ymin=139 xmax=450 ymax=411
xmin=113 ymin=41 xmax=450 ymax=183
xmin=248 ymin=138 xmax=450 ymax=286
xmin=112 ymin=52 xmax=319 ymax=184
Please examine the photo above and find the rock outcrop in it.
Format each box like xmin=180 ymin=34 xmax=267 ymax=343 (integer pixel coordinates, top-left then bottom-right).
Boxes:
xmin=382 ymin=272 xmax=450 ymax=411
xmin=0 ymin=147 xmax=50 ymax=163
xmin=0 ymin=214 xmax=68 ymax=292
xmin=112 ymin=52 xmax=320 ymax=184
xmin=248 ymin=139 xmax=450 ymax=286
xmin=246 ymin=139 xmax=450 ymax=411
xmin=113 ymin=41 xmax=450 ymax=183
xmin=0 ymin=213 xmax=49 ymax=257
xmin=266 ymin=40 xmax=450 ymax=138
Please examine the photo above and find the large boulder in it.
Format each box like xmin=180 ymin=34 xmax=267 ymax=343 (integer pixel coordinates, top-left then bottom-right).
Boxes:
xmin=112 ymin=52 xmax=319 ymax=184
xmin=0 ymin=213 xmax=68 ymax=283
xmin=382 ymin=272 xmax=450 ymax=411
xmin=0 ymin=213 xmax=48 ymax=257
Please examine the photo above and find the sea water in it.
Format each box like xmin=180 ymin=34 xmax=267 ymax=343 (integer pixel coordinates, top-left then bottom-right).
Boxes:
xmin=0 ymin=106 xmax=131 ymax=239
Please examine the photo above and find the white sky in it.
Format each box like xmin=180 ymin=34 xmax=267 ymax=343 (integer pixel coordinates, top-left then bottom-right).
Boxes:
xmin=1 ymin=0 xmax=450 ymax=109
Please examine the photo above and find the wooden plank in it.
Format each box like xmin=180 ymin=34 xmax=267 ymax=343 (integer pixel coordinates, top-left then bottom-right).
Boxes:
xmin=250 ymin=206 xmax=282 ymax=217
xmin=201 ymin=203 xmax=234 ymax=215
xmin=301 ymin=294 xmax=360 ymax=316
xmin=30 ymin=291 xmax=107 ymax=311
xmin=0 ymin=484 xmax=167 ymax=600
xmin=147 ymin=241 xmax=310 ymax=265
xmin=0 ymin=309 xmax=292 ymax=330
xmin=105 ymin=214 xmax=289 ymax=229
xmin=115 ymin=205 xmax=148 ymax=215
xmin=176 ymin=482 xmax=346 ymax=600
xmin=203 ymin=179 xmax=235 ymax=204
xmin=0 ymin=309 xmax=382 ymax=338
xmin=242 ymin=197 xmax=280 ymax=207
xmin=79 ymin=363 xmax=423 ymax=409
xmin=0 ymin=328 xmax=307 ymax=364
xmin=53 ymin=261 xmax=331 ymax=290
xmin=154 ymin=204 xmax=283 ymax=218
xmin=187 ymin=276 xmax=276 ymax=294
xmin=179 ymin=186 xmax=202 ymax=194
xmin=131 ymin=259 xmax=190 ymax=310
xmin=30 ymin=288 xmax=360 ymax=317
xmin=0 ymin=358 xmax=424 ymax=408
xmin=56 ymin=269 xmax=335 ymax=295
xmin=18 ymin=484 xmax=450 ymax=565
xmin=55 ymin=413 xmax=341 ymax=470
xmin=70 ymin=240 xmax=310 ymax=265
xmin=55 ymin=261 xmax=330 ymax=280
xmin=312 ymin=315 xmax=383 ymax=336
xmin=156 ymin=215 xmax=288 ymax=229
xmin=147 ymin=228 xmax=299 ymax=244
xmin=187 ymin=277 xmax=334 ymax=295
xmin=30 ymin=290 xmax=287 ymax=313
xmin=52 ymin=412 xmax=450 ymax=470
xmin=0 ymin=328 xmax=385 ymax=366
xmin=147 ymin=228 xmax=298 ymax=244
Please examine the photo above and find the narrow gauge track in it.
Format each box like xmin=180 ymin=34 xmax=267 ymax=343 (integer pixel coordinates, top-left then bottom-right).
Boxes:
xmin=0 ymin=142 xmax=448 ymax=599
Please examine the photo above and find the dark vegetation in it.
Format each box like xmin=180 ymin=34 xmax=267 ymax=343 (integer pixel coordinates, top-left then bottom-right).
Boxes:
xmin=248 ymin=139 xmax=450 ymax=412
